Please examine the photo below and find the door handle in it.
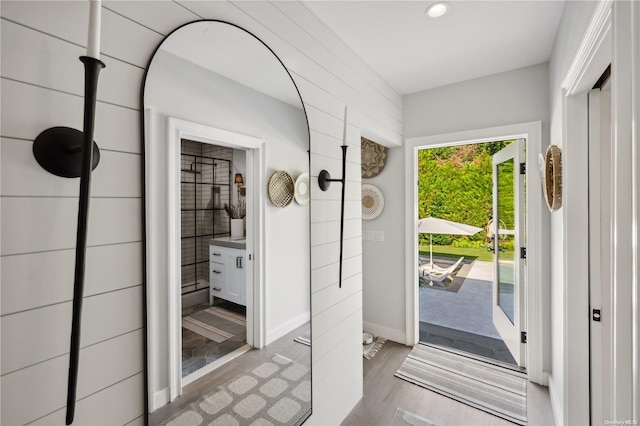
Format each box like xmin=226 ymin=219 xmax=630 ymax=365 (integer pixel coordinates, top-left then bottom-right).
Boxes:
xmin=236 ymin=256 xmax=243 ymax=268
xmin=212 ymin=287 xmax=221 ymax=291
xmin=212 ymin=270 xmax=221 ymax=274
xmin=212 ymin=252 xmax=221 ymax=257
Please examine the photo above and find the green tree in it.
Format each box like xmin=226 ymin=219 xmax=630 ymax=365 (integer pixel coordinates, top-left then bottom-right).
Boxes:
xmin=417 ymin=140 xmax=515 ymax=246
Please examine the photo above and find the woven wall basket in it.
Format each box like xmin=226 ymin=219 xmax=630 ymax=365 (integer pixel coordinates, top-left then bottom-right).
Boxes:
xmin=361 ymin=138 xmax=388 ymax=178
xmin=268 ymin=170 xmax=295 ymax=208
xmin=538 ymin=145 xmax=563 ymax=212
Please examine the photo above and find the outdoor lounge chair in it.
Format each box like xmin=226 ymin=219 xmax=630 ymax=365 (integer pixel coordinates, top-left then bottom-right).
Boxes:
xmin=429 ymin=256 xmax=465 ymax=274
xmin=419 ymin=256 xmax=464 ymax=283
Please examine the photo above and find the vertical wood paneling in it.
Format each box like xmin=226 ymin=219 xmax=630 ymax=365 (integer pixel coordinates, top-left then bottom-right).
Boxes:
xmin=0 ymin=1 xmax=400 ymax=425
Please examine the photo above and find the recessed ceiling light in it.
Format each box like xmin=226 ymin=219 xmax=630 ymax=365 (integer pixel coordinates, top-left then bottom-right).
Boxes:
xmin=426 ymin=2 xmax=449 ymax=18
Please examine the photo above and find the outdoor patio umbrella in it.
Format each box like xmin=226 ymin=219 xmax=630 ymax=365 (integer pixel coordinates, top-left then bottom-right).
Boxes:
xmin=418 ymin=216 xmax=483 ymax=271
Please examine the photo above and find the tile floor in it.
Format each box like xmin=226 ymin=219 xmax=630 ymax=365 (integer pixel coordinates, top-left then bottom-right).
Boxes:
xmin=419 ymin=258 xmax=518 ymax=366
xmin=420 ymin=259 xmax=500 ymax=339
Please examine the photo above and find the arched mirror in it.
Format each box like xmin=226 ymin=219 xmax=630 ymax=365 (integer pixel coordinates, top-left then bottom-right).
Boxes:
xmin=142 ymin=21 xmax=311 ymax=424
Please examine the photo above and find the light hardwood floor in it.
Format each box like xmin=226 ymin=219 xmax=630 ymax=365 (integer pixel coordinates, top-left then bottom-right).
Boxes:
xmin=341 ymin=341 xmax=556 ymax=426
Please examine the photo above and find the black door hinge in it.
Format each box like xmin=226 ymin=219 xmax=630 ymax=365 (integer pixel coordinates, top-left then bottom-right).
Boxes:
xmin=520 ymin=162 xmax=526 ymax=174
xmin=520 ymin=247 xmax=527 ymax=259
xmin=592 ymin=309 xmax=601 ymax=322
xmin=521 ymin=331 xmax=527 ymax=344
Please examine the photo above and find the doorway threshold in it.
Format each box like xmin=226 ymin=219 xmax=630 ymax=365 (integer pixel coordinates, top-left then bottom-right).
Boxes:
xmin=182 ymin=344 xmax=252 ymax=387
xmin=419 ymin=322 xmax=525 ymax=373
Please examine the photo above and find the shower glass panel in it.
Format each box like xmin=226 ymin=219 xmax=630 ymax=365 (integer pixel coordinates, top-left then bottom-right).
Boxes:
xmin=180 ymin=140 xmax=232 ymax=295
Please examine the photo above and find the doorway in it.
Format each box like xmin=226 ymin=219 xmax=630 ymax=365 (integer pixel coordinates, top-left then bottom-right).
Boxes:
xmin=179 ymin=139 xmax=249 ymax=381
xmin=162 ymin=117 xmax=265 ymax=402
xmin=405 ymin=121 xmax=546 ymax=384
xmin=417 ymin=139 xmax=525 ymax=368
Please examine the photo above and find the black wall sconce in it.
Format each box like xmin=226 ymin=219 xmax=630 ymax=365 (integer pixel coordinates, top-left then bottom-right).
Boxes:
xmin=31 ymin=2 xmax=105 ymax=424
xmin=318 ymin=107 xmax=348 ymax=288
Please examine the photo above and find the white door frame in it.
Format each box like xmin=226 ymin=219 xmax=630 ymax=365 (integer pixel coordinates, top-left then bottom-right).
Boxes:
xmin=161 ymin=117 xmax=265 ymax=404
xmin=560 ymin=0 xmax=639 ymax=423
xmin=559 ymin=1 xmax=611 ymax=424
xmin=404 ymin=121 xmax=546 ymax=385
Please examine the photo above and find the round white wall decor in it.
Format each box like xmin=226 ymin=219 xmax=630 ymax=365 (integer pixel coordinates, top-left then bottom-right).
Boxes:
xmin=361 ymin=184 xmax=384 ymax=220
xmin=294 ymin=172 xmax=310 ymax=205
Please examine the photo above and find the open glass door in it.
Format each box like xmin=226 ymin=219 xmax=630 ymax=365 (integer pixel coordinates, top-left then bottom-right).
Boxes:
xmin=492 ymin=139 xmax=526 ymax=367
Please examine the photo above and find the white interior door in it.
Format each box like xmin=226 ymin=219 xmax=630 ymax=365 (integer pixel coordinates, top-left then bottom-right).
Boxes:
xmin=588 ymin=84 xmax=612 ymax=425
xmin=492 ymin=139 xmax=526 ymax=367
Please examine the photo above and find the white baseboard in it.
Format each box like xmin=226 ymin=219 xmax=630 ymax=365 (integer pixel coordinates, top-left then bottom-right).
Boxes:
xmin=153 ymin=388 xmax=170 ymax=412
xmin=547 ymin=376 xmax=563 ymax=426
xmin=266 ymin=311 xmax=310 ymax=345
xmin=363 ymin=321 xmax=405 ymax=344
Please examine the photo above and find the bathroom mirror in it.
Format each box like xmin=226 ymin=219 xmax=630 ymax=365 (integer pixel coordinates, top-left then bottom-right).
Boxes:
xmin=142 ymin=21 xmax=311 ymax=424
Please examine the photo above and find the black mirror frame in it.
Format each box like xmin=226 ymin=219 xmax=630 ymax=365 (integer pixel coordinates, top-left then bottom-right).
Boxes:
xmin=139 ymin=19 xmax=312 ymax=424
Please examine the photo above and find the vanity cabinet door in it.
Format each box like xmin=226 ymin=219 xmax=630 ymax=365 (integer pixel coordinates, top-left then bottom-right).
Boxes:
xmin=226 ymin=252 xmax=246 ymax=305
xmin=209 ymin=245 xmax=246 ymax=306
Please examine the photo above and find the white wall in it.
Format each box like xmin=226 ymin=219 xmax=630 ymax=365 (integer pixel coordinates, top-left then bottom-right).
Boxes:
xmin=145 ymin=49 xmax=310 ymax=399
xmin=404 ymin=63 xmax=550 ymax=140
xmin=362 ymin=64 xmax=550 ymax=345
xmin=0 ymin=1 xmax=402 ymax=425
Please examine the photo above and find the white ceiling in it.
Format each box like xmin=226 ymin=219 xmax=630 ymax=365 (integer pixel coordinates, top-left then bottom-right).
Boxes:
xmin=302 ymin=0 xmax=565 ymax=96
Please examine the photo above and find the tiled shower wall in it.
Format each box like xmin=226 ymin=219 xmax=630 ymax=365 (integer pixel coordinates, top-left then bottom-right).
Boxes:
xmin=180 ymin=139 xmax=232 ymax=295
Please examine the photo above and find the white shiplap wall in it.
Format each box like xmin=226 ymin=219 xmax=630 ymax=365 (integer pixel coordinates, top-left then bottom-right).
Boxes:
xmin=0 ymin=1 xmax=402 ymax=425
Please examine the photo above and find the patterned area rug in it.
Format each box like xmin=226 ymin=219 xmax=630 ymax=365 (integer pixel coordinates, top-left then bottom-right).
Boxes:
xmin=389 ymin=408 xmax=437 ymax=426
xmin=161 ymin=354 xmax=311 ymax=426
xmin=395 ymin=344 xmax=527 ymax=425
xmin=182 ymin=306 xmax=246 ymax=343
xmin=363 ymin=336 xmax=386 ymax=359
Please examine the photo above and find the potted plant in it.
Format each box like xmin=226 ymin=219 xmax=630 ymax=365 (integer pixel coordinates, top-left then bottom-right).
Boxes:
xmin=224 ymin=201 xmax=246 ymax=238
